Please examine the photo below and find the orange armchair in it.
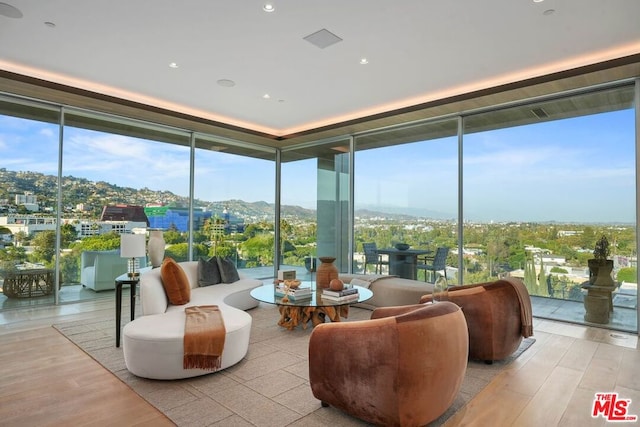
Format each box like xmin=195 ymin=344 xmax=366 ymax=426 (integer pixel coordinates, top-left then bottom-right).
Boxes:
xmin=308 ymin=302 xmax=468 ymax=427
xmin=421 ymin=278 xmax=533 ymax=362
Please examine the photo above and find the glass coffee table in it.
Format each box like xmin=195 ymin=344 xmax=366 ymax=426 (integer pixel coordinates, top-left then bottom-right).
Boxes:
xmin=250 ymin=282 xmax=373 ymax=330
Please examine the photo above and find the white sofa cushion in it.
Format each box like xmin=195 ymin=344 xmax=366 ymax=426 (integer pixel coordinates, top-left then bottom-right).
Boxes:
xmin=123 ymin=306 xmax=252 ymax=380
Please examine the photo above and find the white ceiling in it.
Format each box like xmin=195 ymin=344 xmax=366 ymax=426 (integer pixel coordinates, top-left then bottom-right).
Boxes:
xmin=1 ymin=0 xmax=640 ymax=137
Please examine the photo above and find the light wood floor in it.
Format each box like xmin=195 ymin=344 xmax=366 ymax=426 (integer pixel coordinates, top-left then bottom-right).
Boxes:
xmin=0 ymin=299 xmax=638 ymax=426
xmin=0 ymin=326 xmax=174 ymax=427
xmin=446 ymin=319 xmax=640 ymax=427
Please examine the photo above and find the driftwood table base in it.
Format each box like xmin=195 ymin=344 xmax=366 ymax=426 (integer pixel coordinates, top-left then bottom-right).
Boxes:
xmin=277 ymin=305 xmax=349 ymax=330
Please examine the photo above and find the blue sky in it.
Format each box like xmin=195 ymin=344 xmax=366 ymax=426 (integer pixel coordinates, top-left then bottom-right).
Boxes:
xmin=0 ymin=108 xmax=636 ymax=223
xmin=355 ymin=110 xmax=636 ymax=223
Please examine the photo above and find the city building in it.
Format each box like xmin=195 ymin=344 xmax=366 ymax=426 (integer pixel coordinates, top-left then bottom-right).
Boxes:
xmin=100 ymin=204 xmax=149 ymax=225
xmin=0 ymin=214 xmax=57 ymax=235
xmin=144 ymin=205 xmax=245 ymax=233
xmin=14 ymin=193 xmax=38 ymax=211
xmin=0 ymin=215 xmax=146 ymax=238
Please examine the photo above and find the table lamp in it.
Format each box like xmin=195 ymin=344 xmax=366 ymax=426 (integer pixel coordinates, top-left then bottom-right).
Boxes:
xmin=121 ymin=233 xmax=146 ymax=278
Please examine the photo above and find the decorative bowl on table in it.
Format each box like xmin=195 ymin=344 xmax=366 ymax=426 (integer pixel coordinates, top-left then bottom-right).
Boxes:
xmin=284 ymin=279 xmax=302 ymax=289
xmin=395 ymin=243 xmax=410 ymax=251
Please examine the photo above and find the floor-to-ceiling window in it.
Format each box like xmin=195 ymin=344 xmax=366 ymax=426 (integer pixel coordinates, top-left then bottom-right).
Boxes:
xmin=60 ymin=110 xmax=191 ymax=303
xmin=0 ymin=98 xmax=60 ymax=308
xmin=354 ymin=119 xmax=459 ymax=279
xmin=1 ymin=79 xmax=637 ymax=334
xmin=462 ymin=85 xmax=637 ymax=332
xmin=194 ymin=135 xmax=276 ymax=278
xmin=280 ymin=138 xmax=351 ymax=275
xmin=0 ymin=94 xmax=279 ymax=311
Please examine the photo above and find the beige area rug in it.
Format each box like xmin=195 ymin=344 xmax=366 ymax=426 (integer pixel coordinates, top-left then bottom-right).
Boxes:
xmin=54 ymin=303 xmax=535 ymax=427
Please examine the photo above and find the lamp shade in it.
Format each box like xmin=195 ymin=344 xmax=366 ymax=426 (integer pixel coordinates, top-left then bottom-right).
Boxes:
xmin=120 ymin=233 xmax=146 ymax=258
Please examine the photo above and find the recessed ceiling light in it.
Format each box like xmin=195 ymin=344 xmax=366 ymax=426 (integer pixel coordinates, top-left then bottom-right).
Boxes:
xmin=263 ymin=3 xmax=275 ymax=12
xmin=263 ymin=94 xmax=271 ymax=99
xmin=543 ymin=8 xmax=555 ymax=15
xmin=533 ymin=0 xmax=544 ymax=3
xmin=359 ymin=58 xmax=369 ymax=65
xmin=217 ymin=79 xmax=236 ymax=87
xmin=169 ymin=62 xmax=179 ymax=68
xmin=0 ymin=2 xmax=23 ymax=19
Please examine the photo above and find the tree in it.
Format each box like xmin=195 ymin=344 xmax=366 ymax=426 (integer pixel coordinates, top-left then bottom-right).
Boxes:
xmin=203 ymin=217 xmax=226 ymax=255
xmin=0 ymin=244 xmax=26 ymax=260
xmin=73 ymin=232 xmax=121 ymax=251
xmin=163 ymin=229 xmax=185 ymax=245
xmin=13 ymin=231 xmax=27 ymax=247
xmin=58 ymin=251 xmax=80 ymax=284
xmin=0 ymin=245 xmax=27 ymax=274
xmin=242 ymin=234 xmax=274 ymax=267
xmin=192 ymin=243 xmax=209 ymax=259
xmin=165 ymin=243 xmax=189 ymax=262
xmin=31 ymin=230 xmax=57 ymax=264
xmin=191 ymin=230 xmax=209 ymax=244
xmin=209 ymin=243 xmax=236 ymax=260
xmin=60 ymin=223 xmax=77 ymax=247
xmin=581 ymin=227 xmax=597 ymax=249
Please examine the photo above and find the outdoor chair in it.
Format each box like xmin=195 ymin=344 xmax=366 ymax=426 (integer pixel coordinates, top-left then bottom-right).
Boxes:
xmin=416 ymin=246 xmax=449 ymax=283
xmin=362 ymin=242 xmax=388 ymax=274
xmin=81 ymin=250 xmax=146 ymax=292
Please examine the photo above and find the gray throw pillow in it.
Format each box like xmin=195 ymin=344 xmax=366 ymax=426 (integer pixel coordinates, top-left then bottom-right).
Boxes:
xmin=216 ymin=256 xmax=240 ymax=283
xmin=198 ymin=257 xmax=222 ymax=286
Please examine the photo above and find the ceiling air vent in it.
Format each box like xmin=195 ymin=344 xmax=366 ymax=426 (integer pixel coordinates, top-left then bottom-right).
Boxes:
xmin=303 ymin=29 xmax=343 ymax=49
xmin=531 ymin=107 xmax=549 ymax=119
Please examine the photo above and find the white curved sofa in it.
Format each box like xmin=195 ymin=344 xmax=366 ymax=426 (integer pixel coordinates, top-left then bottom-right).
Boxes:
xmin=122 ymin=261 xmax=262 ymax=380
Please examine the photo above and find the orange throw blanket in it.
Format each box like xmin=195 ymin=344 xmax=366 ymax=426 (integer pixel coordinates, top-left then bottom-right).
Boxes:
xmin=183 ymin=305 xmax=226 ymax=371
xmin=504 ymin=278 xmax=534 ymax=338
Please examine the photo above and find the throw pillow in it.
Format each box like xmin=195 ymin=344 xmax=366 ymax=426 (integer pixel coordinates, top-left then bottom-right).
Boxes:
xmin=198 ymin=257 xmax=222 ymax=287
xmin=160 ymin=257 xmax=191 ymax=305
xmin=216 ymin=256 xmax=240 ymax=283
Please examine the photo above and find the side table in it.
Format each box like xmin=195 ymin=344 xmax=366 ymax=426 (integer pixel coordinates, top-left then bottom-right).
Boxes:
xmin=115 ymin=274 xmax=139 ymax=348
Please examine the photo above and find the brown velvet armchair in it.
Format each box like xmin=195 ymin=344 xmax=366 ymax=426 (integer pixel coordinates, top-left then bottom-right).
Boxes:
xmin=420 ymin=278 xmax=533 ymax=363
xmin=308 ymin=301 xmax=469 ymax=427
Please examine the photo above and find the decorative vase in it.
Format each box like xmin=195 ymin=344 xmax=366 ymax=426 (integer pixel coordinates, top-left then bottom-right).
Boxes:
xmin=147 ymin=229 xmax=165 ymax=268
xmin=316 ymin=257 xmax=338 ymax=289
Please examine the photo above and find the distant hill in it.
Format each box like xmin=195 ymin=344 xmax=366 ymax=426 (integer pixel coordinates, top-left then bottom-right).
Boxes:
xmin=355 ymin=205 xmax=454 ymax=220
xmin=0 ymin=168 xmax=417 ymax=222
